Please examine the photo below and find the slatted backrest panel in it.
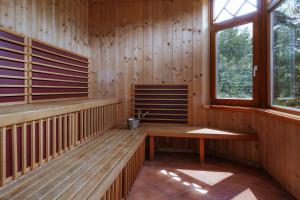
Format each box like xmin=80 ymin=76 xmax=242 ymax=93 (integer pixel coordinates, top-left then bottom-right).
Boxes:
xmin=133 ymin=85 xmax=191 ymax=125
xmin=29 ymin=39 xmax=89 ymax=102
xmin=0 ymin=28 xmax=28 ymax=106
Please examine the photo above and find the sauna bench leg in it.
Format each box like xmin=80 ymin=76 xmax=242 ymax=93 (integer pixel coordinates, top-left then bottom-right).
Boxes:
xmin=149 ymin=136 xmax=155 ymax=161
xmin=199 ymin=138 xmax=205 ymax=164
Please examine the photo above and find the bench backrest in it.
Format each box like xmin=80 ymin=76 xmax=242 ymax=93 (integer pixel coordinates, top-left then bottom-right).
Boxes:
xmin=0 ymin=27 xmax=90 ymax=107
xmin=133 ymin=84 xmax=192 ymax=125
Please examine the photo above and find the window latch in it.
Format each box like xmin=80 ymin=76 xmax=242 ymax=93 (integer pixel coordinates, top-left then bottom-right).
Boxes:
xmin=253 ymin=65 xmax=258 ymax=77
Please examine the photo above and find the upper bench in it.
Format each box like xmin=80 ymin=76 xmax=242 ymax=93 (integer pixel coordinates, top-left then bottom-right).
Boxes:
xmin=0 ymin=98 xmax=120 ymax=186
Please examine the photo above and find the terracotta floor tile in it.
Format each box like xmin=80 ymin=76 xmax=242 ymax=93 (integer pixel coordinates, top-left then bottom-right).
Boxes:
xmin=152 ymin=176 xmax=192 ymax=197
xmin=128 ymin=153 xmax=296 ymax=200
xmin=128 ymin=187 xmax=168 ymax=200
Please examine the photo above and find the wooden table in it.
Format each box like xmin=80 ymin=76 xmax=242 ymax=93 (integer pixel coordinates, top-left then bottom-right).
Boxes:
xmin=146 ymin=125 xmax=258 ymax=163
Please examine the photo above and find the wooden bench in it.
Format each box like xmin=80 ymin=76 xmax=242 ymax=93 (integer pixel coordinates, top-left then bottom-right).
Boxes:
xmin=146 ymin=125 xmax=258 ymax=163
xmin=0 ymin=127 xmax=146 ymax=200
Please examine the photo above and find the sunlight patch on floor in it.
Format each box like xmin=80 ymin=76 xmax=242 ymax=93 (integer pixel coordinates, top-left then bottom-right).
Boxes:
xmin=177 ymin=169 xmax=234 ymax=186
xmin=230 ymin=188 xmax=257 ymax=200
xmin=159 ymin=169 xmax=209 ymax=195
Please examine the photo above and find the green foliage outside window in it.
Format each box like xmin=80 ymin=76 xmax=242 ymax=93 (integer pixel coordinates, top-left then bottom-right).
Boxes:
xmin=216 ymin=24 xmax=253 ymax=99
xmin=271 ymin=0 xmax=300 ymax=109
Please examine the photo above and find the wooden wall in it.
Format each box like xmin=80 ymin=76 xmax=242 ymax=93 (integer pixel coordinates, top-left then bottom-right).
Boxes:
xmin=89 ymin=0 xmax=210 ymax=124
xmin=205 ymin=109 xmax=300 ymax=199
xmin=1 ymin=0 xmax=298 ymax=199
xmin=0 ymin=0 xmax=90 ymax=57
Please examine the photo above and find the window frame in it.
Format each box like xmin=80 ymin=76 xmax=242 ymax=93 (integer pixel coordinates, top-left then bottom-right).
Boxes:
xmin=210 ymin=0 xmax=260 ymax=106
xmin=267 ymin=0 xmax=300 ymax=115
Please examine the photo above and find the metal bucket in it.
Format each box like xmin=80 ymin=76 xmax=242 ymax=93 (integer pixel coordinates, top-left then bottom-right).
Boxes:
xmin=127 ymin=118 xmax=140 ymax=130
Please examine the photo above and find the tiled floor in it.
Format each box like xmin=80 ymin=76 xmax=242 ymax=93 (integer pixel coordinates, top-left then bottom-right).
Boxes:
xmin=128 ymin=153 xmax=295 ymax=200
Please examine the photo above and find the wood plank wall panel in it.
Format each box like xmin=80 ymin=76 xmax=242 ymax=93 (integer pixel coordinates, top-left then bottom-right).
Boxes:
xmin=89 ymin=0 xmax=210 ymax=125
xmin=0 ymin=28 xmax=27 ymax=106
xmin=0 ymin=0 xmax=89 ymax=58
xmin=29 ymin=39 xmax=89 ymax=102
xmin=205 ymin=109 xmax=300 ymax=199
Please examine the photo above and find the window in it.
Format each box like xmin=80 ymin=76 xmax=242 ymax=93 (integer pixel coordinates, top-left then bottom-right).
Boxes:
xmin=270 ymin=0 xmax=300 ymax=111
xmin=216 ymin=23 xmax=254 ymax=99
xmin=210 ymin=0 xmax=259 ymax=106
xmin=213 ymin=0 xmax=257 ymax=23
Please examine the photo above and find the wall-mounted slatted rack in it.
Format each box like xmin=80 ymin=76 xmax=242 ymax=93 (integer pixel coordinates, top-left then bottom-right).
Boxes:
xmin=0 ymin=28 xmax=28 ymax=106
xmin=29 ymin=39 xmax=89 ymax=102
xmin=134 ymin=85 xmax=192 ymax=125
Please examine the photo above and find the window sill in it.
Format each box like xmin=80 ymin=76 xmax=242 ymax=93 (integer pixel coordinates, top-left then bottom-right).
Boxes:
xmin=203 ymin=105 xmax=300 ymax=125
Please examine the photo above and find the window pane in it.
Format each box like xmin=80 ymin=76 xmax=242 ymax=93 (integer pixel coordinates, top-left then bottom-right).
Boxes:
xmin=213 ymin=0 xmax=257 ymax=23
xmin=271 ymin=0 xmax=300 ymax=110
xmin=216 ymin=23 xmax=253 ymax=99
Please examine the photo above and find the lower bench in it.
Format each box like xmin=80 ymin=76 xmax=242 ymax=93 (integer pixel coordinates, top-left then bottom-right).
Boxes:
xmin=147 ymin=125 xmax=258 ymax=163
xmin=0 ymin=127 xmax=146 ymax=200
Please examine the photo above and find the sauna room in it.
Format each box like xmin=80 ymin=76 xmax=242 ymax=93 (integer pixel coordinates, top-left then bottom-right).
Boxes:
xmin=0 ymin=0 xmax=299 ymax=199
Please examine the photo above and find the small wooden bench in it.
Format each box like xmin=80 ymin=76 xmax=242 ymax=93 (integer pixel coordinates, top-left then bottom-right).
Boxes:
xmin=0 ymin=127 xmax=146 ymax=200
xmin=146 ymin=125 xmax=258 ymax=163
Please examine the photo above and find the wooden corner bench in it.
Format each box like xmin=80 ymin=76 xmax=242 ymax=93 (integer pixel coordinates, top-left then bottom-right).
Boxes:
xmin=146 ymin=125 xmax=258 ymax=163
xmin=0 ymin=127 xmax=146 ymax=200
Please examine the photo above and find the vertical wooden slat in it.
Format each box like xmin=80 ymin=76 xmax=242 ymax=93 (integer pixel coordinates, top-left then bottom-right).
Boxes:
xmin=64 ymin=115 xmax=67 ymax=151
xmin=120 ymin=172 xmax=123 ymax=200
xmin=100 ymin=106 xmax=104 ymax=134
xmin=113 ymin=104 xmax=116 ymax=127
xmin=88 ymin=109 xmax=91 ymax=139
xmin=103 ymin=106 xmax=105 ymax=132
xmin=0 ymin=127 xmax=6 ymax=185
xmin=39 ymin=119 xmax=44 ymax=165
xmin=68 ymin=113 xmax=72 ymax=149
xmin=115 ymin=174 xmax=120 ymax=200
xmin=86 ymin=109 xmax=89 ymax=139
xmin=97 ymin=107 xmax=100 ymax=134
xmin=73 ymin=113 xmax=76 ymax=146
xmin=93 ymin=108 xmax=96 ymax=136
xmin=84 ymin=110 xmax=87 ymax=140
xmin=46 ymin=118 xmax=50 ymax=162
xmin=91 ymin=108 xmax=94 ymax=137
xmin=80 ymin=111 xmax=84 ymax=143
xmin=74 ymin=113 xmax=78 ymax=145
xmin=22 ymin=123 xmax=27 ymax=175
xmin=52 ymin=117 xmax=57 ymax=158
xmin=103 ymin=106 xmax=106 ymax=131
xmin=12 ymin=125 xmax=18 ymax=179
xmin=31 ymin=121 xmax=36 ymax=170
xmin=94 ymin=108 xmax=97 ymax=136
xmin=109 ymin=105 xmax=111 ymax=129
xmin=104 ymin=105 xmax=108 ymax=131
xmin=95 ymin=107 xmax=98 ymax=135
xmin=58 ymin=116 xmax=62 ymax=155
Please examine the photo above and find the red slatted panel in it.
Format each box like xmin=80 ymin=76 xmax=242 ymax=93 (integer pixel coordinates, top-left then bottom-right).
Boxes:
xmin=29 ymin=39 xmax=89 ymax=102
xmin=0 ymin=28 xmax=27 ymax=106
xmin=134 ymin=85 xmax=190 ymax=125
